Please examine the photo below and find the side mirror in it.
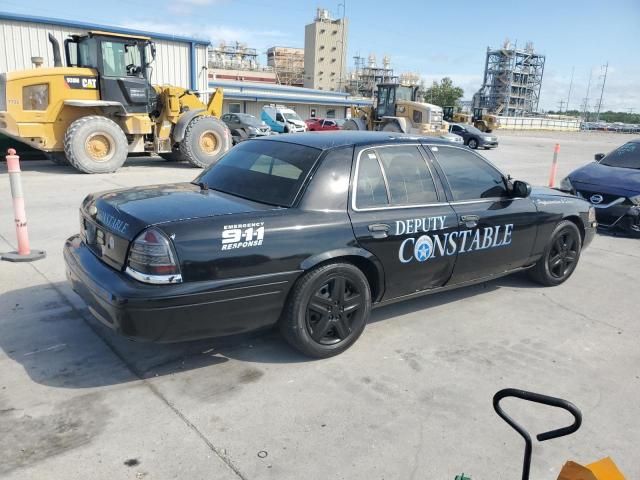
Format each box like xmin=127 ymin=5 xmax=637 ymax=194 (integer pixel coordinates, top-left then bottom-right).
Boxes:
xmin=512 ymin=180 xmax=531 ymax=198
xmin=594 ymin=153 xmax=605 ymax=161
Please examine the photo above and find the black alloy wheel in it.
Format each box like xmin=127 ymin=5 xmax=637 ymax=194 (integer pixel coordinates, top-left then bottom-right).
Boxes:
xmin=468 ymin=138 xmax=479 ymax=149
xmin=280 ymin=262 xmax=371 ymax=358
xmin=306 ymin=275 xmax=364 ymax=345
xmin=547 ymin=231 xmax=579 ymax=279
xmin=528 ymin=220 xmax=582 ymax=286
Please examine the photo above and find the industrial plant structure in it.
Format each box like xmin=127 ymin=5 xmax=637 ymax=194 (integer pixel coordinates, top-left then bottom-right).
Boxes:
xmin=474 ymin=41 xmax=546 ymax=116
xmin=208 ymin=42 xmax=276 ymax=84
xmin=267 ymin=46 xmax=305 ymax=87
xmin=346 ymin=54 xmax=399 ymax=98
xmin=304 ymin=8 xmax=349 ymax=91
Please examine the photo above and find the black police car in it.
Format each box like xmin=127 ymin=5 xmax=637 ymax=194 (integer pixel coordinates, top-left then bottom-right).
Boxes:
xmin=65 ymin=132 xmax=596 ymax=358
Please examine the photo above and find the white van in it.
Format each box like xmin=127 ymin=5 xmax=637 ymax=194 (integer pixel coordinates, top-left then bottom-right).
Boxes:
xmin=261 ymin=105 xmax=307 ymax=133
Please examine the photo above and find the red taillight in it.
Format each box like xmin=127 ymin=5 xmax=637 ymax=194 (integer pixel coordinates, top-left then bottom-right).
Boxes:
xmin=125 ymin=228 xmax=182 ymax=284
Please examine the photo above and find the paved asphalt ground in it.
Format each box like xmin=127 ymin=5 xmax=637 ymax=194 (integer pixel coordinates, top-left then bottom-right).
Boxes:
xmin=1 ymin=131 xmax=638 ymax=480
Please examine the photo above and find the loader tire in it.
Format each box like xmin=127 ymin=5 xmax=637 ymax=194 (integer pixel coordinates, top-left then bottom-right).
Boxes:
xmin=45 ymin=152 xmax=69 ymax=165
xmin=64 ymin=116 xmax=128 ymax=174
xmin=179 ymin=115 xmax=230 ymax=169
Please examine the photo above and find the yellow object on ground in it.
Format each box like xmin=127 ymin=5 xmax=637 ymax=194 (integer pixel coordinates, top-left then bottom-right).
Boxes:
xmin=557 ymin=457 xmax=625 ymax=480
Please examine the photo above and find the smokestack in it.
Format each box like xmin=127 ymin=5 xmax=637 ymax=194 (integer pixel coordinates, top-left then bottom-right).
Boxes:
xmin=48 ymin=33 xmax=62 ymax=67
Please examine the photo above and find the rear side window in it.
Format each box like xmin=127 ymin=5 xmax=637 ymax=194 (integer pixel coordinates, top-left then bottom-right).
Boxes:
xmin=600 ymin=142 xmax=640 ymax=169
xmin=376 ymin=146 xmax=438 ymax=205
xmin=432 ymin=146 xmax=507 ymax=200
xmin=196 ymin=141 xmax=321 ymax=207
xmin=355 ymin=152 xmax=389 ymax=209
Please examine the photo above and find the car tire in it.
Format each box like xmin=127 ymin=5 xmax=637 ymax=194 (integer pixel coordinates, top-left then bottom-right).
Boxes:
xmin=280 ymin=262 xmax=371 ymax=358
xmin=64 ymin=116 xmax=128 ymax=174
xmin=468 ymin=138 xmax=479 ymax=149
xmin=179 ymin=115 xmax=230 ymax=168
xmin=528 ymin=220 xmax=582 ymax=286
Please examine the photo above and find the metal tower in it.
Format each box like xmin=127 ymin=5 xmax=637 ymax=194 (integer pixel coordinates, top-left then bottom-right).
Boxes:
xmin=474 ymin=40 xmax=546 ymax=116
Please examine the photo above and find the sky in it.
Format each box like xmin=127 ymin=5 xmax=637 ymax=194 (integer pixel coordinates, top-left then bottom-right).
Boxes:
xmin=2 ymin=0 xmax=640 ymax=112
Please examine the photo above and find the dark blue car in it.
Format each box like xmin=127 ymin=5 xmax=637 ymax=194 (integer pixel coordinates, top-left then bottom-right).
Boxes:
xmin=561 ymin=139 xmax=640 ymax=235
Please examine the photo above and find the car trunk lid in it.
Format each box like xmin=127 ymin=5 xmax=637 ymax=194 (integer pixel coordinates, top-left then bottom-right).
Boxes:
xmin=79 ymin=182 xmax=278 ymax=270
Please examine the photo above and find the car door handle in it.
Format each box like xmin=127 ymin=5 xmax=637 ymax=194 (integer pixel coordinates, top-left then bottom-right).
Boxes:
xmin=460 ymin=215 xmax=480 ymax=228
xmin=368 ymin=223 xmax=391 ymax=238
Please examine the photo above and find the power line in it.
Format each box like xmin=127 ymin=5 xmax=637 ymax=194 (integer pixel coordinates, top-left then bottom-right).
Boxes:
xmin=566 ymin=66 xmax=574 ymax=111
xmin=595 ymin=61 xmax=609 ymax=121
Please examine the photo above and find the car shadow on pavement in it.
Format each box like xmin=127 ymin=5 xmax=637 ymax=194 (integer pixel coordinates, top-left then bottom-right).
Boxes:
xmin=0 ymin=273 xmax=537 ymax=390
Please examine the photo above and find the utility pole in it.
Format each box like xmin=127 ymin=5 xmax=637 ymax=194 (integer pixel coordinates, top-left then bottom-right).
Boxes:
xmin=566 ymin=66 xmax=574 ymax=112
xmin=595 ymin=61 xmax=608 ymax=121
xmin=557 ymin=99 xmax=566 ymax=112
xmin=581 ymin=69 xmax=593 ymax=121
xmin=337 ymin=1 xmax=347 ymax=92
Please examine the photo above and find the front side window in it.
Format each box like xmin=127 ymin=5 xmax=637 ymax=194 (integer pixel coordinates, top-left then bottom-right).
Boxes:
xmin=376 ymin=146 xmax=438 ymax=205
xmin=433 ymin=146 xmax=507 ymax=200
xmin=600 ymin=142 xmax=640 ymax=169
xmin=196 ymin=141 xmax=321 ymax=207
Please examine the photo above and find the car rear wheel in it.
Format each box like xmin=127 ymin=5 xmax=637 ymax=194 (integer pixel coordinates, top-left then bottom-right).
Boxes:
xmin=528 ymin=220 xmax=582 ymax=286
xmin=280 ymin=262 xmax=371 ymax=358
xmin=468 ymin=138 xmax=479 ymax=149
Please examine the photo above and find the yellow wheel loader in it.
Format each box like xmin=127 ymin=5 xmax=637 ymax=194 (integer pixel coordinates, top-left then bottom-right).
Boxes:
xmin=472 ymin=107 xmax=500 ymax=133
xmin=344 ymin=84 xmax=449 ymax=136
xmin=443 ymin=106 xmax=472 ymax=125
xmin=0 ymin=32 xmax=231 ymax=173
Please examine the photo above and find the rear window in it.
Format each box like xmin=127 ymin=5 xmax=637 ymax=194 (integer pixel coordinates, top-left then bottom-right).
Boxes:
xmin=600 ymin=142 xmax=640 ymax=169
xmin=195 ymin=141 xmax=321 ymax=207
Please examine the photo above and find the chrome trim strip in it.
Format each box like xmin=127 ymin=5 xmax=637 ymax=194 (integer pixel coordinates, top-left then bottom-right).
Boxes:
xmin=351 ymin=143 xmax=443 ymax=212
xmin=125 ymin=267 xmax=183 ymax=285
xmin=351 ymin=143 xmax=522 ymax=212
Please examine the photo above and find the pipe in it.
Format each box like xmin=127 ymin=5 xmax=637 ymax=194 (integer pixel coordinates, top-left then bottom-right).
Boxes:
xmin=48 ymin=33 xmax=62 ymax=67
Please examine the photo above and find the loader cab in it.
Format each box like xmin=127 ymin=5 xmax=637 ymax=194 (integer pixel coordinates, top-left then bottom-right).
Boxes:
xmin=64 ymin=31 xmax=157 ymax=114
xmin=375 ymin=84 xmax=419 ymax=120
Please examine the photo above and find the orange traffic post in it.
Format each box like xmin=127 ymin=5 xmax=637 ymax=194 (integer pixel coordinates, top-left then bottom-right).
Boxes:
xmin=1 ymin=149 xmax=46 ymax=262
xmin=548 ymin=143 xmax=560 ymax=187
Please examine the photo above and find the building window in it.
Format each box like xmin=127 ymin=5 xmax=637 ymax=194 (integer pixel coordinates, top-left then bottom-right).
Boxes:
xmin=319 ymin=57 xmax=324 ymax=62
xmin=319 ymin=45 xmax=325 ymax=50
xmin=332 ymin=30 xmax=338 ymax=35
xmin=331 ymin=58 xmax=336 ymax=63
xmin=330 ymin=72 xmax=336 ymax=76
xmin=330 ymin=88 xmax=335 ymax=91
xmin=319 ymin=71 xmax=324 ymax=75
xmin=228 ymin=103 xmax=241 ymax=114
xmin=320 ymin=29 xmax=326 ymax=34
xmin=331 ymin=46 xmax=336 ymax=51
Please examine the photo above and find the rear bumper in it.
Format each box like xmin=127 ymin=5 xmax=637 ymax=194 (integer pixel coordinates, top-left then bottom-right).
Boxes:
xmin=64 ymin=235 xmax=298 ymax=342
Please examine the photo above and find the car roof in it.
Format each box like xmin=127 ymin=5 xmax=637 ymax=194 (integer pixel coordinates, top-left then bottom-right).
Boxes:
xmin=251 ymin=131 xmax=452 ymax=150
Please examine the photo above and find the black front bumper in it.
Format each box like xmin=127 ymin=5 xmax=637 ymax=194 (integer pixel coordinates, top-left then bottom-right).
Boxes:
xmin=594 ymin=205 xmax=640 ymax=234
xmin=64 ymin=235 xmax=298 ymax=342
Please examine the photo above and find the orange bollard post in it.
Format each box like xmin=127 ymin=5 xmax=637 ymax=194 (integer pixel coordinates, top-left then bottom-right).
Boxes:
xmin=2 ymin=149 xmax=46 ymax=262
xmin=548 ymin=143 xmax=560 ymax=188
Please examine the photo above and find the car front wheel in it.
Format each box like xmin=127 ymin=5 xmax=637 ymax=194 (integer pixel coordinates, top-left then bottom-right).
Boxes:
xmin=528 ymin=220 xmax=582 ymax=286
xmin=280 ymin=262 xmax=371 ymax=358
xmin=468 ymin=138 xmax=479 ymax=149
